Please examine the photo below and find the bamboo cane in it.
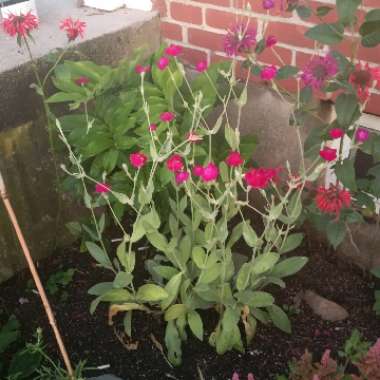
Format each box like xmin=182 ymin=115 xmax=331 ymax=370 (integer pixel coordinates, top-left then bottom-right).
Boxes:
xmin=0 ymin=170 xmax=75 ymax=379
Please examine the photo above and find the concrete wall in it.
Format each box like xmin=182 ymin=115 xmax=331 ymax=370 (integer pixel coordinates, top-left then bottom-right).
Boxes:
xmin=0 ymin=3 xmax=160 ymax=283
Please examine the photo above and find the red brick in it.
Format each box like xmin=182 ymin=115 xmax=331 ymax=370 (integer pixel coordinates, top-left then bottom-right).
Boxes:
xmin=192 ymin=0 xmax=230 ymax=6
xmin=235 ymin=0 xmax=292 ymax=18
xmin=365 ymin=93 xmax=380 ymax=116
xmin=295 ymin=51 xmax=313 ymax=69
xmin=277 ymin=77 xmax=298 ymax=94
xmin=180 ymin=47 xmax=208 ymax=66
xmin=160 ymin=21 xmax=183 ymax=41
xmin=308 ymin=1 xmax=338 ymax=24
xmin=335 ymin=38 xmax=380 ymax=65
xmin=170 ymin=2 xmax=203 ymax=25
xmin=152 ymin=0 xmax=167 ymax=17
xmin=267 ymin=22 xmax=316 ymax=49
xmin=188 ymin=28 xmax=225 ymax=52
xmin=363 ymin=0 xmax=379 ymax=8
xmin=258 ymin=45 xmax=293 ymax=66
xmin=206 ymin=8 xmax=257 ymax=30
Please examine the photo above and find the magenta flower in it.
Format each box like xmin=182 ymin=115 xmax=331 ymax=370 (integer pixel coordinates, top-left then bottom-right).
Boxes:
xmin=157 ymin=56 xmax=170 ymax=70
xmin=193 ymin=165 xmax=204 ymax=177
xmin=226 ymin=151 xmax=244 ymax=167
xmin=301 ymin=53 xmax=338 ymax=90
xmin=247 ymin=374 xmax=255 ymax=380
xmin=201 ymin=163 xmax=219 ymax=182
xmin=260 ymin=65 xmax=278 ymax=80
xmin=167 ymin=154 xmax=184 ymax=173
xmin=224 ymin=23 xmax=256 ymax=57
xmin=95 ymin=183 xmax=111 ymax=194
xmin=149 ymin=123 xmax=157 ymax=132
xmin=129 ymin=152 xmax=148 ymax=168
xmin=356 ymin=128 xmax=369 ymax=143
xmin=329 ymin=128 xmax=344 ymax=139
xmin=232 ymin=373 xmax=240 ymax=380
xmin=160 ymin=112 xmax=175 ymax=123
xmin=262 ymin=0 xmax=275 ymax=9
xmin=135 ymin=64 xmax=151 ymax=74
xmin=266 ymin=35 xmax=277 ymax=48
xmin=75 ymin=76 xmax=90 ymax=86
xmin=175 ymin=171 xmax=189 ymax=185
xmin=196 ymin=60 xmax=208 ymax=73
xmin=319 ymin=147 xmax=337 ymax=161
xmin=165 ymin=44 xmax=183 ymax=56
xmin=244 ymin=167 xmax=279 ymax=189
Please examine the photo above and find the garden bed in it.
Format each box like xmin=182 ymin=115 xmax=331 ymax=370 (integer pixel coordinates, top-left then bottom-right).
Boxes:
xmin=1 ymin=237 xmax=379 ymax=380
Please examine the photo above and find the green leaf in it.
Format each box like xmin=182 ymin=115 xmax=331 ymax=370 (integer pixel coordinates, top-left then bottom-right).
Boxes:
xmin=316 ymin=6 xmax=334 ymax=17
xmin=335 ymin=159 xmax=357 ymax=191
xmin=296 ymin=5 xmax=312 ymax=20
xmin=136 ymin=284 xmax=168 ymax=302
xmin=371 ymin=267 xmax=380 ymax=279
xmin=276 ymin=65 xmax=299 ymax=80
xmin=280 ymin=233 xmax=304 ymax=254
xmin=165 ymin=304 xmax=187 ymax=321
xmin=85 ymin=242 xmax=112 ymax=267
xmin=225 ymin=126 xmax=239 ymax=150
xmin=326 ymin=221 xmax=346 ymax=248
xmin=113 ymin=272 xmax=133 ymax=288
xmin=267 ymin=305 xmax=291 ymax=333
xmin=188 ymin=311 xmax=204 ymax=341
xmin=146 ymin=232 xmax=168 ymax=252
xmin=336 ymin=0 xmax=361 ymax=25
xmin=46 ymin=92 xmax=87 ymax=103
xmin=305 ymin=23 xmax=344 ymax=45
xmin=360 ymin=19 xmax=380 ymax=47
xmin=237 ymin=290 xmax=275 ymax=308
xmin=252 ymin=252 xmax=280 ymax=274
xmin=243 ymin=223 xmax=258 ymax=247
xmin=0 ymin=315 xmax=20 ymax=353
xmin=335 ymin=93 xmax=360 ymax=127
xmin=236 ymin=263 xmax=252 ymax=291
xmin=199 ymin=263 xmax=221 ymax=284
xmin=161 ymin=272 xmax=183 ymax=310
xmin=8 ymin=348 xmax=42 ymax=379
xmin=165 ymin=321 xmax=182 ymax=366
xmin=272 ymin=257 xmax=308 ymax=278
xmin=239 ymin=134 xmax=257 ymax=160
xmin=192 ymin=246 xmax=207 ymax=269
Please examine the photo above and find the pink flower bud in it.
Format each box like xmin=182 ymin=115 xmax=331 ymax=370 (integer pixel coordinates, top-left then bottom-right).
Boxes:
xmin=129 ymin=152 xmax=148 ymax=168
xmin=266 ymin=35 xmax=277 ymax=48
xmin=226 ymin=151 xmax=244 ymax=167
xmin=232 ymin=373 xmax=240 ymax=380
xmin=201 ymin=163 xmax=219 ymax=182
xmin=157 ymin=56 xmax=170 ymax=70
xmin=247 ymin=374 xmax=255 ymax=380
xmin=160 ymin=112 xmax=176 ymax=122
xmin=165 ymin=44 xmax=183 ymax=57
xmin=135 ymin=64 xmax=151 ymax=74
xmin=167 ymin=154 xmax=184 ymax=173
xmin=319 ymin=147 xmax=337 ymax=161
xmin=196 ymin=60 xmax=208 ymax=73
xmin=262 ymin=0 xmax=275 ymax=9
xmin=260 ymin=65 xmax=278 ymax=80
xmin=149 ymin=123 xmax=157 ymax=132
xmin=175 ymin=171 xmax=189 ymax=185
xmin=95 ymin=183 xmax=111 ymax=194
xmin=356 ymin=128 xmax=369 ymax=143
xmin=329 ymin=128 xmax=344 ymax=139
xmin=75 ymin=76 xmax=90 ymax=86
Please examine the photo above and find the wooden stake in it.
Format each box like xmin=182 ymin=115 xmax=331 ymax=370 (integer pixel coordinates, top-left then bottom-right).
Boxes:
xmin=0 ymin=170 xmax=75 ymax=379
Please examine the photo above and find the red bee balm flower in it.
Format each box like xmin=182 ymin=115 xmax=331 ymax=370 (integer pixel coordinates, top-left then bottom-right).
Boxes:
xmin=175 ymin=171 xmax=189 ymax=185
xmin=165 ymin=44 xmax=183 ymax=57
xmin=95 ymin=183 xmax=111 ymax=194
xmin=319 ymin=147 xmax=337 ymax=161
xmin=2 ymin=11 xmax=38 ymax=38
xmin=349 ymin=62 xmax=380 ymax=103
xmin=244 ymin=167 xmax=279 ymax=189
xmin=315 ymin=185 xmax=351 ymax=217
xmin=226 ymin=151 xmax=244 ymax=167
xmin=301 ymin=53 xmax=338 ymax=90
xmin=75 ymin=76 xmax=90 ymax=86
xmin=129 ymin=152 xmax=148 ymax=169
xmin=224 ymin=23 xmax=256 ymax=57
xmin=160 ymin=112 xmax=175 ymax=122
xmin=329 ymin=128 xmax=344 ymax=139
xmin=201 ymin=163 xmax=219 ymax=182
xmin=167 ymin=154 xmax=184 ymax=173
xmin=60 ymin=17 xmax=86 ymax=42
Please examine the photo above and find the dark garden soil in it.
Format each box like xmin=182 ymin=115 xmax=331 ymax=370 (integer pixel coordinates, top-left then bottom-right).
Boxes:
xmin=0 ymin=237 xmax=379 ymax=380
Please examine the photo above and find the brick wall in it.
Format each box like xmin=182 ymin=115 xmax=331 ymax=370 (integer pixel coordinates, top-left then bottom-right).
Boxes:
xmin=153 ymin=0 xmax=380 ymax=116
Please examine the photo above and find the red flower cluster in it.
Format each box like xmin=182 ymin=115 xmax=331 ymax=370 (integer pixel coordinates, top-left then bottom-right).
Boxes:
xmin=315 ymin=185 xmax=351 ymax=217
xmin=244 ymin=167 xmax=280 ymax=189
xmin=349 ymin=62 xmax=380 ymax=103
xmin=2 ymin=11 xmax=38 ymax=38
xmin=60 ymin=17 xmax=86 ymax=42
xmin=130 ymin=152 xmax=148 ymax=169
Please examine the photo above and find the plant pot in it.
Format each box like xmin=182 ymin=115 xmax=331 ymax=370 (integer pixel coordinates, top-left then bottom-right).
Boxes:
xmin=83 ymin=0 xmax=124 ymax=11
xmin=0 ymin=0 xmax=37 ymax=18
xmin=124 ymin=0 xmax=152 ymax=11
